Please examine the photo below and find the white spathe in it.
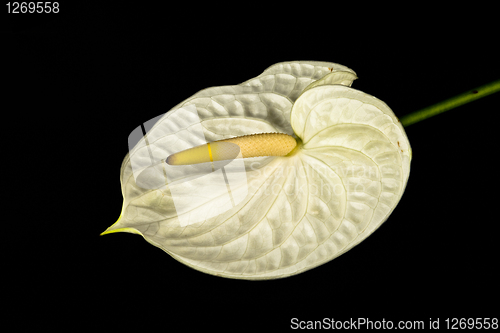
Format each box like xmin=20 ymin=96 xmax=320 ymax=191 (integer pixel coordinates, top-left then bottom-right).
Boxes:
xmin=104 ymin=61 xmax=411 ymax=280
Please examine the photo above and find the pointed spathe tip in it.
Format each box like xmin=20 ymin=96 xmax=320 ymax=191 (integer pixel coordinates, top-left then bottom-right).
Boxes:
xmin=100 ymin=227 xmax=143 ymax=236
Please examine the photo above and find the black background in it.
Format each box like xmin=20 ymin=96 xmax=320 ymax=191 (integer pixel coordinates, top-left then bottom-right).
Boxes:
xmin=3 ymin=3 xmax=499 ymax=331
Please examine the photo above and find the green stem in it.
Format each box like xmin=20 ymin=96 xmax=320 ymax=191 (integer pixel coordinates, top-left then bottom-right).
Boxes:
xmin=400 ymin=78 xmax=500 ymax=127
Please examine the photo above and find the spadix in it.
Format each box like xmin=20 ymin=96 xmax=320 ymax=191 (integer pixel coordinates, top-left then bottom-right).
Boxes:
xmin=166 ymin=133 xmax=297 ymax=165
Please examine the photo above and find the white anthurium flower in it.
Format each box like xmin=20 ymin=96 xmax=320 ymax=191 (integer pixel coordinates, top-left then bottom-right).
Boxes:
xmin=102 ymin=61 xmax=412 ymax=280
